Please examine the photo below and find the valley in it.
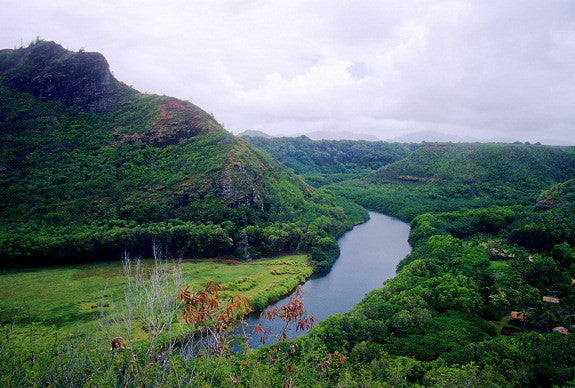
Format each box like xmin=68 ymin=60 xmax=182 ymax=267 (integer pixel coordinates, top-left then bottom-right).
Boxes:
xmin=1 ymin=41 xmax=574 ymax=387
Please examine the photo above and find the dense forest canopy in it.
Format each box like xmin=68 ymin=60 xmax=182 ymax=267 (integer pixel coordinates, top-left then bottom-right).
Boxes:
xmin=321 ymin=143 xmax=575 ymax=221
xmin=236 ymin=134 xmax=575 ymax=386
xmin=241 ymin=134 xmax=417 ymax=175
xmin=309 ymin=179 xmax=575 ymax=386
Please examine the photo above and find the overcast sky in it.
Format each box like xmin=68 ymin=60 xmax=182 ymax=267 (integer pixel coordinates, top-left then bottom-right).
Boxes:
xmin=1 ymin=1 xmax=575 ymax=144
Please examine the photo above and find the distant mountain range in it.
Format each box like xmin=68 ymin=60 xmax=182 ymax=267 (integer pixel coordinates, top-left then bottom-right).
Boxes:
xmin=385 ymin=130 xmax=484 ymax=143
xmin=237 ymin=129 xmax=380 ymax=141
xmin=238 ymin=129 xmax=572 ymax=146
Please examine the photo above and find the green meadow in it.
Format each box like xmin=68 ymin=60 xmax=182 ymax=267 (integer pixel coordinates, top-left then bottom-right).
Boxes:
xmin=0 ymin=254 xmax=312 ymax=333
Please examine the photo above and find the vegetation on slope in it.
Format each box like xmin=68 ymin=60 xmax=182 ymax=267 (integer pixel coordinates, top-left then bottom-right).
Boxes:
xmin=2 ymin=41 xmax=575 ymax=386
xmin=0 ymin=41 xmax=350 ymax=269
xmin=1 ymin=181 xmax=574 ymax=386
xmin=307 ymin=180 xmax=575 ymax=386
xmin=241 ymin=134 xmax=415 ymax=175
xmin=328 ymin=142 xmax=575 ymax=221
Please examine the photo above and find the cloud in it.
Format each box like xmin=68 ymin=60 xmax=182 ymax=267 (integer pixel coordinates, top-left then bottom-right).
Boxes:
xmin=1 ymin=0 xmax=574 ymax=143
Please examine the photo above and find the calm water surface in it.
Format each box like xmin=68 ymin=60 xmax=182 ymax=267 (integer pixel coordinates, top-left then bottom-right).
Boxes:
xmin=239 ymin=211 xmax=411 ymax=347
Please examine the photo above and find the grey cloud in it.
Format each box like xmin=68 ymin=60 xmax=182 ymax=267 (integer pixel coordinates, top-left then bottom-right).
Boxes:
xmin=0 ymin=0 xmax=574 ymax=144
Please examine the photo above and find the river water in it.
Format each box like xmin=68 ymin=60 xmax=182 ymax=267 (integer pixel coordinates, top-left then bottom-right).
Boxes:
xmin=237 ymin=211 xmax=412 ymax=348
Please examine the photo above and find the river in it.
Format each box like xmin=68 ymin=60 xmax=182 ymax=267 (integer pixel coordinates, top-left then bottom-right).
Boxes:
xmin=237 ymin=211 xmax=412 ymax=348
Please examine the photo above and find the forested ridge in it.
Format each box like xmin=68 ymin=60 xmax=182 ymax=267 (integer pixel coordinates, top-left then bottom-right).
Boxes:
xmin=241 ymin=134 xmax=416 ymax=175
xmin=325 ymin=142 xmax=575 ymax=221
xmin=0 ymin=41 xmax=353 ymax=270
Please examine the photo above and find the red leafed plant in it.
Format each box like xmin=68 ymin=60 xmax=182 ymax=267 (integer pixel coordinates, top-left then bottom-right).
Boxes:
xmin=179 ymin=281 xmax=251 ymax=356
xmin=253 ymin=285 xmax=319 ymax=378
xmin=253 ymin=285 xmax=318 ymax=344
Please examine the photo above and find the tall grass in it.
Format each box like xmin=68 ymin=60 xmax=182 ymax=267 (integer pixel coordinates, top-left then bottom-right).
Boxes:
xmin=0 ymin=250 xmax=314 ymax=385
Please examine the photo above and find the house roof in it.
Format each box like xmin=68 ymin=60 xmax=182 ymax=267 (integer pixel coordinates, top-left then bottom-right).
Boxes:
xmin=511 ymin=311 xmax=528 ymax=320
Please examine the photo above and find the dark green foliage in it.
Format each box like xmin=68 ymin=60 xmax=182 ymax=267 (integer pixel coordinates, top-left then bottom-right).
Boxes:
xmin=374 ymin=143 xmax=575 ymax=191
xmin=0 ymin=42 xmax=350 ymax=267
xmin=305 ymin=180 xmax=575 ymax=386
xmin=321 ymin=143 xmax=575 ymax=223
xmin=242 ymin=135 xmax=414 ymax=175
xmin=508 ymin=180 xmax=575 ymax=251
xmin=310 ymin=236 xmax=340 ymax=274
xmin=2 ymin=41 xmax=575 ymax=386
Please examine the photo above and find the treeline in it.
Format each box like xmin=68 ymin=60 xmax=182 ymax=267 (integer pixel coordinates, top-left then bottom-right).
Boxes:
xmin=3 ymin=182 xmax=573 ymax=386
xmin=0 ymin=70 xmax=356 ymax=269
xmin=0 ymin=199 xmax=351 ymax=271
xmin=241 ymin=135 xmax=416 ymax=175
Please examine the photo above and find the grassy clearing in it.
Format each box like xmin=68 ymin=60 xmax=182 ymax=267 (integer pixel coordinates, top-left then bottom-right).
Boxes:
xmin=0 ymin=254 xmax=312 ymax=332
xmin=179 ymin=255 xmax=312 ymax=310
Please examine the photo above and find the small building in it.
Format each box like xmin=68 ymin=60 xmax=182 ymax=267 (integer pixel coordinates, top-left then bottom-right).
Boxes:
xmin=489 ymin=248 xmax=516 ymax=260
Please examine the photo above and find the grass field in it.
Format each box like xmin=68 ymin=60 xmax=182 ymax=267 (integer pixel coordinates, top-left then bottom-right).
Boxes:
xmin=0 ymin=254 xmax=312 ymax=334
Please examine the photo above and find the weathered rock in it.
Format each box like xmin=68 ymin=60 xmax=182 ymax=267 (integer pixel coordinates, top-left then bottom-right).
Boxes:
xmin=0 ymin=40 xmax=133 ymax=112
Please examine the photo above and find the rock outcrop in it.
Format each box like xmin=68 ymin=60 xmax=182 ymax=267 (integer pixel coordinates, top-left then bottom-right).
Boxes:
xmin=0 ymin=40 xmax=133 ymax=112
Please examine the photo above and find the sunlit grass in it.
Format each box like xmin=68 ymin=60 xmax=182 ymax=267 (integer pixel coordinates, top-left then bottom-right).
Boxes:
xmin=0 ymin=254 xmax=312 ymax=331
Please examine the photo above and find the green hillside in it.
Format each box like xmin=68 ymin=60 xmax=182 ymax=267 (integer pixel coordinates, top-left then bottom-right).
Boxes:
xmin=238 ymin=138 xmax=575 ymax=221
xmin=1 ymin=40 xmax=575 ymax=388
xmin=0 ymin=41 xmax=348 ymax=267
xmin=241 ymin=134 xmax=415 ymax=175
xmin=326 ymin=142 xmax=575 ymax=221
xmin=374 ymin=143 xmax=575 ymax=190
xmin=309 ymin=180 xmax=575 ymax=386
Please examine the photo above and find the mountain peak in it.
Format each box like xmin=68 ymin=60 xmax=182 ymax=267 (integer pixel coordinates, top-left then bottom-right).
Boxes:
xmin=0 ymin=40 xmax=134 ymax=112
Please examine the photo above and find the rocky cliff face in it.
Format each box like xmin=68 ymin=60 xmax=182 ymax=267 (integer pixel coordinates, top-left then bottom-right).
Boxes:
xmin=0 ymin=40 xmax=133 ymax=112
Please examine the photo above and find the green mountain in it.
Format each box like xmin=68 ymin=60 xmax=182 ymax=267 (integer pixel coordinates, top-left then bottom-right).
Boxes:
xmin=361 ymin=142 xmax=575 ymax=215
xmin=241 ymin=135 xmax=415 ymax=175
xmin=0 ymin=40 xmax=347 ymax=266
xmin=373 ymin=142 xmax=575 ymax=191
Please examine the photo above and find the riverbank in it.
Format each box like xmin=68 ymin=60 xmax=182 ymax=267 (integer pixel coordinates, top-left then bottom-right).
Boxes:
xmin=0 ymin=254 xmax=313 ymax=335
xmin=1 ymin=212 xmax=413 ymax=367
xmin=239 ymin=212 xmax=412 ymax=347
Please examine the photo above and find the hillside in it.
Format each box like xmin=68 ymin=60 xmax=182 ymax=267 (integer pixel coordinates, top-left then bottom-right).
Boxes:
xmin=330 ymin=142 xmax=575 ymax=220
xmin=308 ymin=180 xmax=575 ymax=387
xmin=241 ymin=135 xmax=415 ymax=175
xmin=242 ymin=137 xmax=575 ymax=220
xmin=373 ymin=143 xmax=575 ymax=190
xmin=0 ymin=41 xmax=348 ymax=267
